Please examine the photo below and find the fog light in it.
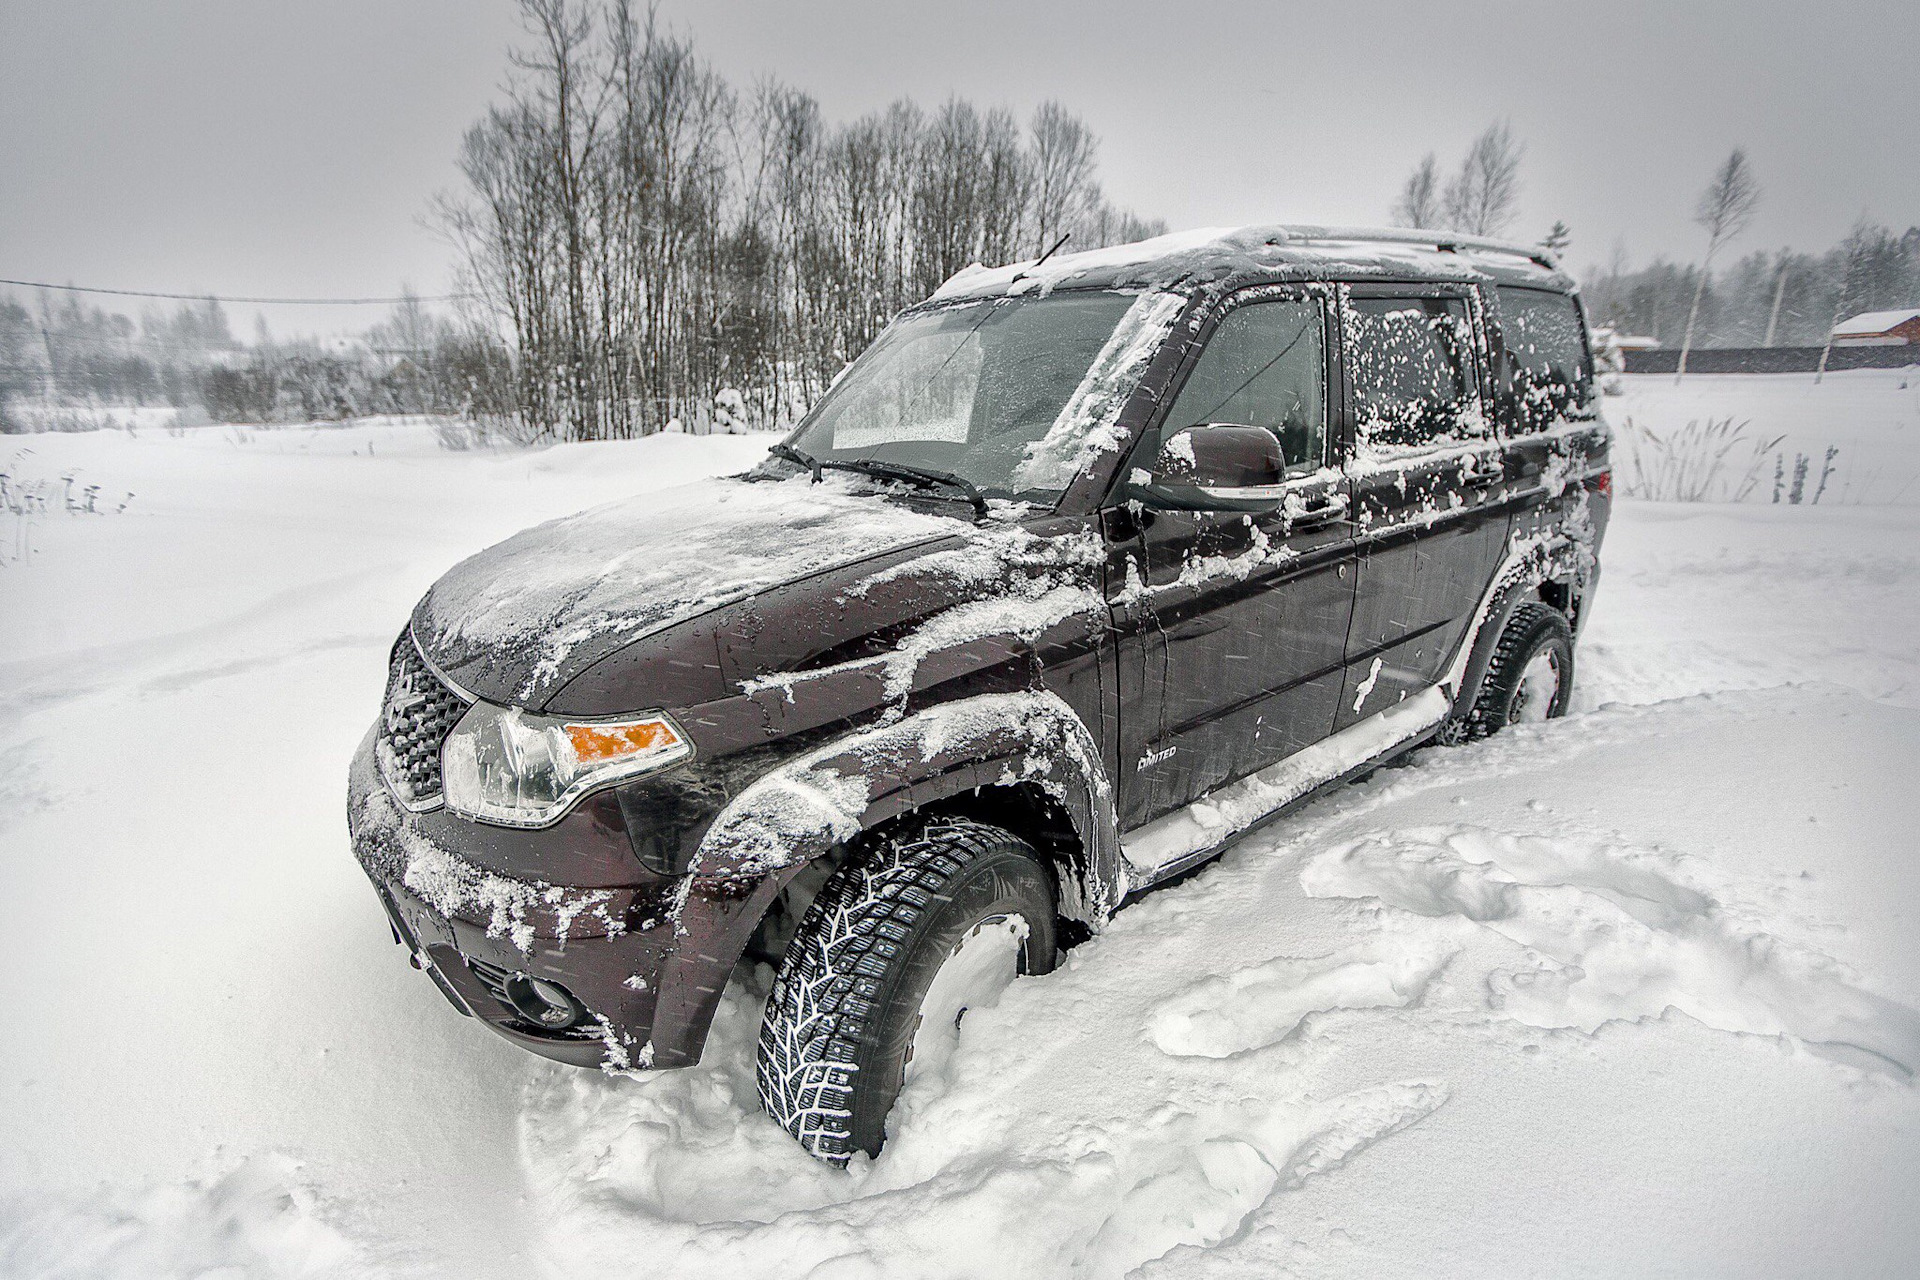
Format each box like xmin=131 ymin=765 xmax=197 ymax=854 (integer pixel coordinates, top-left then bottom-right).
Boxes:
xmin=502 ymin=972 xmax=587 ymax=1031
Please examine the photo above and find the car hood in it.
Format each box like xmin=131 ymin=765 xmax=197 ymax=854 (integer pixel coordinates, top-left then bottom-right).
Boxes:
xmin=412 ymin=473 xmax=968 ymax=707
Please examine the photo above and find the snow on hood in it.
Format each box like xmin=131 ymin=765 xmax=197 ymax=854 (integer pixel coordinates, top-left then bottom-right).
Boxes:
xmin=413 ymin=472 xmax=966 ymax=705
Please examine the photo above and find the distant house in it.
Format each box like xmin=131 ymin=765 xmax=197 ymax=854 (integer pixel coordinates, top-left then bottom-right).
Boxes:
xmin=1588 ymin=327 xmax=1659 ymax=382
xmin=1831 ymin=308 xmax=1920 ymax=347
xmin=1591 ymin=326 xmax=1658 ymax=350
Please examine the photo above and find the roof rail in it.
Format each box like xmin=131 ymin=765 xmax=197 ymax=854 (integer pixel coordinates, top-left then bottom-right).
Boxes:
xmin=1261 ymin=224 xmax=1560 ymax=271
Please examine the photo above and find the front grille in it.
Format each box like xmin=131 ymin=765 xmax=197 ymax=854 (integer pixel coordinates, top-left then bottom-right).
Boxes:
xmin=376 ymin=633 xmax=469 ymax=809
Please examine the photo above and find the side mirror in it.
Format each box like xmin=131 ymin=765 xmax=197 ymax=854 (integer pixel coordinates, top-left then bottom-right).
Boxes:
xmin=1128 ymin=423 xmax=1284 ymax=512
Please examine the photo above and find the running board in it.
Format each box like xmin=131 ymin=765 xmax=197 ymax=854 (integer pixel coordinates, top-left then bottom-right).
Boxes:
xmin=1119 ymin=685 xmax=1451 ymax=888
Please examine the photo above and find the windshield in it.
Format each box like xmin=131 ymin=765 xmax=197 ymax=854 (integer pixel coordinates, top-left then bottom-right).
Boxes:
xmin=778 ymin=290 xmax=1140 ymax=502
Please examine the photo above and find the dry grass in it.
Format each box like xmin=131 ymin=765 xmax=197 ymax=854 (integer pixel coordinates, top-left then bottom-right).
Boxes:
xmin=1616 ymin=416 xmax=1786 ymax=503
xmin=1 ymin=450 xmax=133 ymax=567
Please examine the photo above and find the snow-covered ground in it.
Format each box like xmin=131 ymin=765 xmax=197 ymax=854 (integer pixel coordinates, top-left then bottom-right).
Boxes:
xmin=2 ymin=407 xmax=1917 ymax=1278
xmin=1610 ymin=368 xmax=1920 ymax=506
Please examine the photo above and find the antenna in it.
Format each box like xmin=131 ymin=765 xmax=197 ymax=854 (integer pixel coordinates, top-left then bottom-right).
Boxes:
xmin=1011 ymin=233 xmax=1072 ymax=283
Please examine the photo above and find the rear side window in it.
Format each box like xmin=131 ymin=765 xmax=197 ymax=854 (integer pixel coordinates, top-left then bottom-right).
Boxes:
xmin=1346 ymin=296 xmax=1485 ymax=455
xmin=1162 ymin=298 xmax=1327 ymax=475
xmin=1497 ymin=286 xmax=1595 ymax=431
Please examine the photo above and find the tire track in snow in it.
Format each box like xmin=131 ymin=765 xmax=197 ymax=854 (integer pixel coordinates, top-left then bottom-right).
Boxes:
xmin=515 ymin=688 xmax=1918 ymax=1276
xmin=0 ymin=565 xmax=400 ymax=720
xmin=1080 ymin=1081 xmax=1448 ymax=1276
xmin=1148 ymin=942 xmax=1455 ymax=1059
xmin=1302 ymin=826 xmax=1920 ymax=1079
xmin=517 ymin=1002 xmax=1451 ymax=1280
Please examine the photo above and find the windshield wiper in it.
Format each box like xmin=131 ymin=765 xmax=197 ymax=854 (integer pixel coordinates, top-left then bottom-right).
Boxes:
xmin=771 ymin=441 xmax=989 ymax=518
xmin=767 ymin=441 xmax=821 ymax=481
xmin=821 ymin=458 xmax=989 ymax=519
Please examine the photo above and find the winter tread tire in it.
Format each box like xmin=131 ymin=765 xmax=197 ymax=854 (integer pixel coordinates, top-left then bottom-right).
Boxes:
xmin=1466 ymin=601 xmax=1574 ymax=737
xmin=756 ymin=814 xmax=1055 ymax=1165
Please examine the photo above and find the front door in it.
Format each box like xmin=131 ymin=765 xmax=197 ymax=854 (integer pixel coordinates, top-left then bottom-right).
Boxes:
xmin=1107 ymin=289 xmax=1357 ymax=830
xmin=1336 ymin=284 xmax=1511 ymax=729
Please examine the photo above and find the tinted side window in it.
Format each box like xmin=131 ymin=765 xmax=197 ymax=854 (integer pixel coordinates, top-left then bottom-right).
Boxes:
xmin=1347 ymin=296 xmax=1484 ymax=454
xmin=1162 ymin=299 xmax=1326 ymax=475
xmin=1497 ymin=286 xmax=1595 ymax=431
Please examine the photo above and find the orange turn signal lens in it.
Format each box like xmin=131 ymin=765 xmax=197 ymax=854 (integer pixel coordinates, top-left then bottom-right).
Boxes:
xmin=565 ymin=718 xmax=682 ymax=764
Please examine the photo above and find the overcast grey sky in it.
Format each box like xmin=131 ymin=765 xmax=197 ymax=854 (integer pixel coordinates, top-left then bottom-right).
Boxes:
xmin=4 ymin=0 xmax=1915 ymax=338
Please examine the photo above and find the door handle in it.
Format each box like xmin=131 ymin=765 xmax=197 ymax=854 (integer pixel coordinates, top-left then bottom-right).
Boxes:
xmin=1289 ymin=497 xmax=1348 ymax=528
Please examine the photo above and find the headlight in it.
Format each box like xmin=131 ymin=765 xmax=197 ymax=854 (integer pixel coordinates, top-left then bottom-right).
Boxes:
xmin=440 ymin=702 xmax=692 ymax=828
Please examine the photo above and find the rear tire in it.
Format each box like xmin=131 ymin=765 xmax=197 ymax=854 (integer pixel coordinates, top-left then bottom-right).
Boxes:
xmin=1464 ymin=601 xmax=1574 ymax=736
xmin=756 ymin=815 xmax=1056 ymax=1164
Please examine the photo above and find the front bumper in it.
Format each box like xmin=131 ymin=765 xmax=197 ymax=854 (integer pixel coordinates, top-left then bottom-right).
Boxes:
xmin=346 ymin=724 xmax=787 ymax=1070
xmin=362 ymin=861 xmax=669 ymax=1068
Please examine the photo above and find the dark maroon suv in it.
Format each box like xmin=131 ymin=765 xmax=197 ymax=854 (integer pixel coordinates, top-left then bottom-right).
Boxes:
xmin=348 ymin=225 xmax=1610 ymax=1164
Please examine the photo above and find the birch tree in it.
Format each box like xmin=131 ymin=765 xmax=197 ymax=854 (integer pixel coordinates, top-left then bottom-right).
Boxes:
xmin=1031 ymin=102 xmax=1100 ymax=255
xmin=1675 ymin=147 xmax=1760 ymax=382
xmin=436 ymin=0 xmax=1161 ymax=441
xmin=1391 ymin=153 xmax=1442 ymax=229
xmin=1816 ymin=218 xmax=1870 ymax=384
xmin=1442 ymin=121 xmax=1524 ymax=237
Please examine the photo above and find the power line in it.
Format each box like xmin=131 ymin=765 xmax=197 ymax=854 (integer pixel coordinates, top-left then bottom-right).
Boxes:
xmin=0 ymin=278 xmax=473 ymax=306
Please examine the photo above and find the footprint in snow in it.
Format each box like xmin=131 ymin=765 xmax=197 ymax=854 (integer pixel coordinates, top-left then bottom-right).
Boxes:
xmin=1147 ymin=942 xmax=1456 ymax=1059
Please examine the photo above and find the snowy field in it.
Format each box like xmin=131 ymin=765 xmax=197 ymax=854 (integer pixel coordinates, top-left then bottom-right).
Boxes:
xmin=2 ymin=389 xmax=1918 ymax=1277
xmin=1610 ymin=367 xmax=1920 ymax=506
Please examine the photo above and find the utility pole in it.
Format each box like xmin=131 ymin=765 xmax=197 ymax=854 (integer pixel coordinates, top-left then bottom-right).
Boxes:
xmin=39 ymin=324 xmax=57 ymax=399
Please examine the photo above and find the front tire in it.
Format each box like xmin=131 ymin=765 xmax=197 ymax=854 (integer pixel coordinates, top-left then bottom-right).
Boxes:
xmin=756 ymin=815 xmax=1056 ymax=1164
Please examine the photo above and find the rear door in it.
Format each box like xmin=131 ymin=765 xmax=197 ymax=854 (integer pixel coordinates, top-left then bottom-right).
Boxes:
xmin=1490 ymin=285 xmax=1610 ymax=547
xmin=1335 ymin=283 xmax=1510 ymax=728
xmin=1107 ymin=287 xmax=1357 ymax=828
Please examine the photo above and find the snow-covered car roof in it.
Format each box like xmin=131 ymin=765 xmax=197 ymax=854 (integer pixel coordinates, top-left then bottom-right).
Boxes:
xmin=931 ymin=223 xmax=1574 ymax=303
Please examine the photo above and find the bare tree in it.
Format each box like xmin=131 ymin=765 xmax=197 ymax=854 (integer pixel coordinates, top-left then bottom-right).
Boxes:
xmin=1030 ymin=101 xmax=1099 ymax=256
xmin=1816 ymin=218 xmax=1871 ymax=384
xmin=521 ymin=0 xmax=607 ymax=434
xmin=1583 ymin=222 xmax=1918 ymax=350
xmin=1391 ymin=152 xmax=1442 ymax=229
xmin=910 ymin=100 xmax=987 ymax=297
xmin=436 ymin=100 xmax=565 ymax=436
xmin=435 ymin=0 xmax=1162 ymax=441
xmin=1442 ymin=121 xmax=1524 ymax=237
xmin=1675 ymin=147 xmax=1760 ymax=382
xmin=975 ymin=107 xmax=1034 ymax=269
